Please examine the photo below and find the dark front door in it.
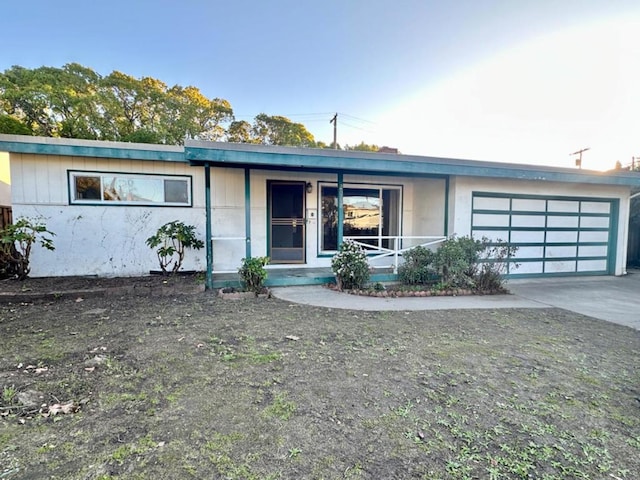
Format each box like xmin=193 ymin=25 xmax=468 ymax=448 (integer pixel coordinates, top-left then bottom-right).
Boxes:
xmin=269 ymin=181 xmax=306 ymax=263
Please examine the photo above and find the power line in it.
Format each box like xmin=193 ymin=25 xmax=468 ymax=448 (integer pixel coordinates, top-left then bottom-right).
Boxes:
xmin=340 ymin=120 xmax=378 ymax=135
xmin=337 ymin=112 xmax=377 ymax=125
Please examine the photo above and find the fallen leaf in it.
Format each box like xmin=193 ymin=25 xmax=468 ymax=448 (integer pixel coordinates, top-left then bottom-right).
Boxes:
xmin=75 ymin=297 xmax=84 ymax=303
xmin=43 ymin=401 xmax=79 ymax=416
xmin=285 ymin=335 xmax=300 ymax=341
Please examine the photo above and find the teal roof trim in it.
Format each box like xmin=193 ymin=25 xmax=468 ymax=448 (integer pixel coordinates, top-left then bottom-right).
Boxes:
xmin=2 ymin=135 xmax=640 ymax=187
xmin=0 ymin=136 xmax=185 ymax=163
xmin=185 ymin=143 xmax=640 ymax=187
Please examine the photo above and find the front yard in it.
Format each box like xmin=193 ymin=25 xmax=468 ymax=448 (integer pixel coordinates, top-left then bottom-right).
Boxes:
xmin=0 ymin=280 xmax=639 ymax=479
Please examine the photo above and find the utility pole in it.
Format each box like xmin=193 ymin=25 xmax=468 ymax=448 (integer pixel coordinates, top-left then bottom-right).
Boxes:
xmin=330 ymin=113 xmax=338 ymax=149
xmin=632 ymin=156 xmax=640 ymax=171
xmin=570 ymin=147 xmax=590 ymax=169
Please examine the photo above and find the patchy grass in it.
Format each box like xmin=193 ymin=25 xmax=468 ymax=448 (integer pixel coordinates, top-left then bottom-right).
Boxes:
xmin=0 ymin=284 xmax=639 ymax=479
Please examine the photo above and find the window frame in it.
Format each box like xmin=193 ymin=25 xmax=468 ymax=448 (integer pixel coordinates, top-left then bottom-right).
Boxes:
xmin=318 ymin=181 xmax=403 ymax=255
xmin=68 ymin=170 xmax=193 ymax=207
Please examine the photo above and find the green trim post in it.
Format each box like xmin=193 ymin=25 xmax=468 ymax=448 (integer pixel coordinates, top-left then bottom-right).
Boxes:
xmin=245 ymin=168 xmax=252 ymax=258
xmin=607 ymin=199 xmax=619 ymax=274
xmin=204 ymin=164 xmax=213 ymax=290
xmin=444 ymin=176 xmax=450 ymax=235
xmin=337 ymin=173 xmax=344 ymax=247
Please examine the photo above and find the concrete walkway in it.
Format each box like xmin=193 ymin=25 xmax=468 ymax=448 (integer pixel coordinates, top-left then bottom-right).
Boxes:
xmin=272 ymin=272 xmax=640 ymax=330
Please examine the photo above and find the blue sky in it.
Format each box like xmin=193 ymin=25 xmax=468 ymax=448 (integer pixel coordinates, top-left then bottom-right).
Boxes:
xmin=3 ymin=1 xmax=640 ymax=169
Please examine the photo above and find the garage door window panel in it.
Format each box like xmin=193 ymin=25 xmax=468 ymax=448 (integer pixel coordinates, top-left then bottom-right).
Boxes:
xmin=511 ymin=215 xmax=545 ymax=227
xmin=578 ymin=260 xmax=607 ymax=271
xmin=582 ymin=202 xmax=610 ymax=214
xmin=580 ymin=216 xmax=609 ymax=228
xmin=512 ymin=199 xmax=546 ymax=211
xmin=579 ymin=231 xmax=608 ymax=242
xmin=548 ymin=200 xmax=579 ymax=212
xmin=579 ymin=245 xmax=608 ymax=257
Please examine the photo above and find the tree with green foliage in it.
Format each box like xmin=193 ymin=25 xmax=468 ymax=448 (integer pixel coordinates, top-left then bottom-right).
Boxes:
xmin=0 ymin=114 xmax=32 ymax=135
xmin=344 ymin=141 xmax=379 ymax=152
xmin=251 ymin=113 xmax=316 ymax=147
xmin=0 ymin=64 xmax=101 ymax=139
xmin=226 ymin=120 xmax=255 ymax=143
xmin=0 ymin=63 xmax=235 ymax=145
xmin=0 ymin=63 xmax=357 ymax=149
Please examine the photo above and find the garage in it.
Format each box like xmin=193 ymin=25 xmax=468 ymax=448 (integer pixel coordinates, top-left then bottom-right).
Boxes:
xmin=471 ymin=192 xmax=618 ymax=277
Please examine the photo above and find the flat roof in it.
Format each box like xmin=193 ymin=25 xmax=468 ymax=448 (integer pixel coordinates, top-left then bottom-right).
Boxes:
xmin=1 ymin=134 xmax=640 ymax=187
xmin=186 ymin=140 xmax=640 ymax=187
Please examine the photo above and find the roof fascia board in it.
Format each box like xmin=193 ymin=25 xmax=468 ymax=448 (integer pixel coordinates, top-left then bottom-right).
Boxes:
xmin=185 ymin=145 xmax=640 ymax=187
xmin=0 ymin=134 xmax=185 ymax=162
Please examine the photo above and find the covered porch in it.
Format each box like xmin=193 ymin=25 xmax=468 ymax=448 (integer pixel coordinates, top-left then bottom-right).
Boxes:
xmin=185 ymin=141 xmax=451 ymax=290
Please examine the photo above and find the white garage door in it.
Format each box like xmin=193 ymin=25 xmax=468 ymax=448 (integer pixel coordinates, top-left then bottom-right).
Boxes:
xmin=471 ymin=192 xmax=618 ymax=276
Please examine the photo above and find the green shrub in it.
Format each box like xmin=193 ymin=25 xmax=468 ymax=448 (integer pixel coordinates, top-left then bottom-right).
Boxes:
xmin=238 ymin=256 xmax=269 ymax=293
xmin=434 ymin=235 xmax=484 ymax=289
xmin=331 ymin=240 xmax=370 ymax=290
xmin=398 ymin=245 xmax=437 ymax=285
xmin=399 ymin=236 xmax=516 ymax=292
xmin=474 ymin=240 xmax=518 ymax=293
xmin=145 ymin=221 xmax=204 ymax=275
xmin=0 ymin=217 xmax=55 ymax=280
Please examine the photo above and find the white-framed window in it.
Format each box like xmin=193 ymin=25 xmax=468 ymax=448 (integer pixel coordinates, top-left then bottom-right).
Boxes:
xmin=69 ymin=171 xmax=192 ymax=206
xmin=320 ymin=182 xmax=402 ymax=252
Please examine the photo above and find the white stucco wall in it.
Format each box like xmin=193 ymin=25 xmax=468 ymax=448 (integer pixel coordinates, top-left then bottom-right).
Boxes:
xmin=448 ymin=176 xmax=631 ymax=275
xmin=10 ymin=152 xmax=207 ymax=277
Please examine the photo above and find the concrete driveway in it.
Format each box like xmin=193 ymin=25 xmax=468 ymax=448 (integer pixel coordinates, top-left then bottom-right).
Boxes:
xmin=507 ymin=272 xmax=640 ymax=330
xmin=272 ymin=271 xmax=640 ymax=330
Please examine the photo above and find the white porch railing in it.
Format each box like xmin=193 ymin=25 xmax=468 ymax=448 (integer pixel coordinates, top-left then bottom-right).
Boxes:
xmin=343 ymin=235 xmax=448 ymax=273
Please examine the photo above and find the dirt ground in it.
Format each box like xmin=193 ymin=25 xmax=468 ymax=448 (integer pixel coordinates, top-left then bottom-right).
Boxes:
xmin=1 ymin=276 xmax=639 ymax=479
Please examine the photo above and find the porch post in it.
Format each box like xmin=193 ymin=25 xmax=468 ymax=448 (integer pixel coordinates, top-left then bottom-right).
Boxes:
xmin=204 ymin=164 xmax=213 ymax=290
xmin=245 ymin=168 xmax=252 ymax=258
xmin=444 ymin=176 xmax=450 ymax=236
xmin=337 ymin=172 xmax=344 ymax=247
